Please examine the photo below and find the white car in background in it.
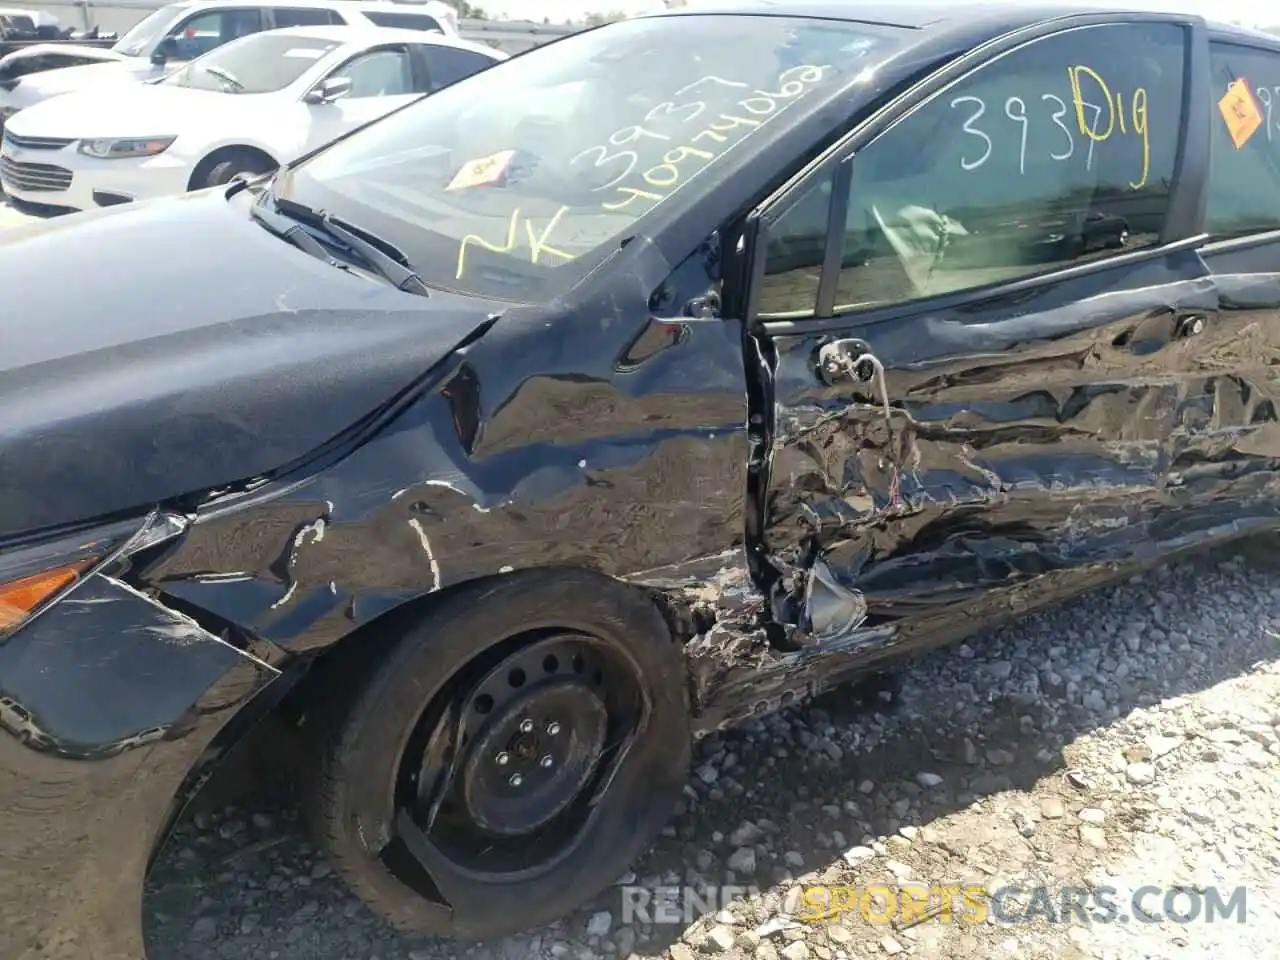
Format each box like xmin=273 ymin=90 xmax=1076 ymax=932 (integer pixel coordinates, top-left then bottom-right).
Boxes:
xmin=0 ymin=0 xmax=461 ymax=126
xmin=0 ymin=25 xmax=503 ymax=211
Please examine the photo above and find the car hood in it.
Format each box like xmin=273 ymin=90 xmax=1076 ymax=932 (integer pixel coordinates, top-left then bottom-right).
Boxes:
xmin=12 ymin=57 xmax=154 ymax=97
xmin=0 ymin=188 xmax=503 ymax=542
xmin=7 ymin=83 xmax=240 ymax=138
xmin=0 ymin=43 xmax=127 ymax=67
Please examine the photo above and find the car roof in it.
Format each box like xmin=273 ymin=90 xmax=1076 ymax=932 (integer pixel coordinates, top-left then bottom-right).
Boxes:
xmin=1206 ymin=20 xmax=1280 ymax=45
xmin=259 ymin=23 xmax=504 ymax=56
xmin=651 ymin=0 xmax=1254 ymax=36
xmin=179 ymin=0 xmax=452 ymax=11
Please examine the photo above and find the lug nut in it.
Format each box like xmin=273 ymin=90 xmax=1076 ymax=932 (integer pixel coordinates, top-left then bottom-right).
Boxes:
xmin=519 ymin=719 xmax=533 ymax=733
xmin=546 ymin=721 xmax=561 ymax=736
xmin=540 ymin=755 xmax=553 ymax=768
xmin=495 ymin=751 xmax=509 ymax=765
xmin=509 ymin=773 xmax=523 ymax=787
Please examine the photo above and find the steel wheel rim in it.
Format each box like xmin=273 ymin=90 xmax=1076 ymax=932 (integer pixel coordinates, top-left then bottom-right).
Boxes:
xmin=387 ymin=630 xmax=647 ymax=890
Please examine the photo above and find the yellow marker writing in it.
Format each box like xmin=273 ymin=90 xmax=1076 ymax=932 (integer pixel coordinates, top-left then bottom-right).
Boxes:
xmin=1130 ymin=86 xmax=1149 ymax=189
xmin=603 ymin=185 xmax=665 ymax=212
xmin=456 ymin=207 xmax=576 ymax=280
xmin=1068 ymin=65 xmax=1115 ymax=141
xmin=524 ymin=206 xmax=574 ymax=265
xmin=1067 ymin=64 xmax=1150 ymax=190
xmin=456 ymin=209 xmax=520 ymax=280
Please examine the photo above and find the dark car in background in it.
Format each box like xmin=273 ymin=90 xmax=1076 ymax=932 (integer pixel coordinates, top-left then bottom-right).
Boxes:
xmin=4 ymin=2 xmax=1280 ymax=956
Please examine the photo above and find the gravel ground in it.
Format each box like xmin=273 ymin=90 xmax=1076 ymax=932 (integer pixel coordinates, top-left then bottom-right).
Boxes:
xmin=140 ymin=543 xmax=1280 ymax=960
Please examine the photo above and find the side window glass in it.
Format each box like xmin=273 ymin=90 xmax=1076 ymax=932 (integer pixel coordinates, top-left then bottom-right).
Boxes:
xmin=363 ymin=12 xmax=442 ymax=32
xmin=272 ymin=8 xmax=342 ymax=27
xmin=329 ymin=49 xmax=414 ymax=98
xmin=758 ymin=174 xmax=833 ymax=318
xmin=168 ymin=9 xmax=263 ymax=61
xmin=426 ymin=46 xmax=497 ymax=91
xmin=760 ymin=22 xmax=1187 ymax=319
xmin=1206 ymin=43 xmax=1280 ymax=240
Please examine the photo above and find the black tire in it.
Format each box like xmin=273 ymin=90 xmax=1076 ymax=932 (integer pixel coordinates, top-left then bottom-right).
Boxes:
xmin=195 ymin=150 xmax=274 ymax=190
xmin=302 ymin=568 xmax=691 ymax=940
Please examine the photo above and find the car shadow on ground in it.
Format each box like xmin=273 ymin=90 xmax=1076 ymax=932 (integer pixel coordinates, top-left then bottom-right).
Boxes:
xmin=141 ymin=538 xmax=1280 ymax=959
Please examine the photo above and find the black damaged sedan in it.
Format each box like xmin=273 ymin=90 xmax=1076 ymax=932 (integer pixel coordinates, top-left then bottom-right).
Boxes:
xmin=6 ymin=2 xmax=1280 ymax=954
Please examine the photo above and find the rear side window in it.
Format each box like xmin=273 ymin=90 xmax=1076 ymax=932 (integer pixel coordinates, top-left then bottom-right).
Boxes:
xmin=425 ymin=46 xmax=495 ymax=90
xmin=363 ymin=12 xmax=442 ymax=32
xmin=1206 ymin=42 xmax=1280 ymax=240
xmin=272 ymin=8 xmax=344 ymax=27
xmin=760 ymin=22 xmax=1188 ymax=319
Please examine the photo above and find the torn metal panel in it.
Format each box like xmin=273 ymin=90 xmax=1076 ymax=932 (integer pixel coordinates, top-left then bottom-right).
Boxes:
xmin=0 ymin=567 xmax=278 ymax=960
xmin=141 ymin=240 xmax=753 ymax=657
xmin=747 ymin=243 xmax=1280 ymax=695
xmin=0 ymin=572 xmax=277 ymax=755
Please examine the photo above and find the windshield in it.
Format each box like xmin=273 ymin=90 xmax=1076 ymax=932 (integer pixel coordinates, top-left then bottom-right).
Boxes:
xmin=163 ymin=33 xmax=339 ymax=94
xmin=274 ymin=14 xmax=896 ymax=302
xmin=112 ymin=6 xmax=180 ymax=57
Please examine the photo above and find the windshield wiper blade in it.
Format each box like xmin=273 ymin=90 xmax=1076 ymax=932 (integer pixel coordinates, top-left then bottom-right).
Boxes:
xmin=204 ymin=64 xmax=243 ymax=90
xmin=319 ymin=216 xmax=431 ymax=296
xmin=249 ymin=200 xmax=339 ymax=263
xmin=273 ymin=197 xmax=430 ymax=297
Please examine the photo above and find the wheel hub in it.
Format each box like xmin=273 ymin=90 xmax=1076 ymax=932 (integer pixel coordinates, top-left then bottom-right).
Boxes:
xmin=460 ymin=680 xmax=607 ymax=835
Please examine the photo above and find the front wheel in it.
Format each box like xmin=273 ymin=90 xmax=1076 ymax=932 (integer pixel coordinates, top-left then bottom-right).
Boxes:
xmin=194 ymin=149 xmax=275 ymax=190
xmin=303 ymin=569 xmax=691 ymax=940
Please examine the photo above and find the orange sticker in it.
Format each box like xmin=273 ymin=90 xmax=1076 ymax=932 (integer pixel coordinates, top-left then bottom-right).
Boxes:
xmin=446 ymin=150 xmax=516 ymax=191
xmin=1219 ymin=79 xmax=1262 ymax=149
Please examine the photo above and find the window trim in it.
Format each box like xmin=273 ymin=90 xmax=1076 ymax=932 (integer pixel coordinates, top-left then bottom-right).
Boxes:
xmin=1202 ymin=226 xmax=1280 ymax=255
xmin=746 ymin=12 xmax=1204 ymax=330
xmin=1202 ymin=37 xmax=1280 ymax=248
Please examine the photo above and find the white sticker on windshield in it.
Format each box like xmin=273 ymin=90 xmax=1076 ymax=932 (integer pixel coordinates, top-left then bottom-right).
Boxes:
xmin=283 ymin=47 xmax=326 ymax=58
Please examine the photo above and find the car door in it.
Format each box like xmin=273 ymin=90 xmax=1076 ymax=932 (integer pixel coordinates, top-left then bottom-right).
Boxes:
xmin=1198 ymin=36 xmax=1280 ymax=498
xmin=743 ymin=16 xmax=1225 ymax=650
xmin=302 ymin=43 xmax=426 ymax=152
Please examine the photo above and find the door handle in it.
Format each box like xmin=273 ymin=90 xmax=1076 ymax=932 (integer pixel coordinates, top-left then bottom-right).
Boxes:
xmin=817 ymin=338 xmax=875 ymax=385
xmin=1176 ymin=313 xmax=1207 ymax=339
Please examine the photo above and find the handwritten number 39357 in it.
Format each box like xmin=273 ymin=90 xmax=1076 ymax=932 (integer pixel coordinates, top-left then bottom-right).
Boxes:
xmin=569 ymin=124 xmax=672 ymax=192
xmin=951 ymin=93 xmax=1102 ymax=174
xmin=569 ymin=77 xmax=749 ymax=191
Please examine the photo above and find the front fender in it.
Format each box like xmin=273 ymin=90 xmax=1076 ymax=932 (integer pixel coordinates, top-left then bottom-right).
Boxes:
xmin=137 ymin=263 xmax=750 ymax=658
xmin=0 ymin=515 xmax=280 ymax=960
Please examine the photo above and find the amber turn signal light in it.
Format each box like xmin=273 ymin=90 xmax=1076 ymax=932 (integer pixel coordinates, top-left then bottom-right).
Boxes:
xmin=0 ymin=560 xmax=96 ymax=636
